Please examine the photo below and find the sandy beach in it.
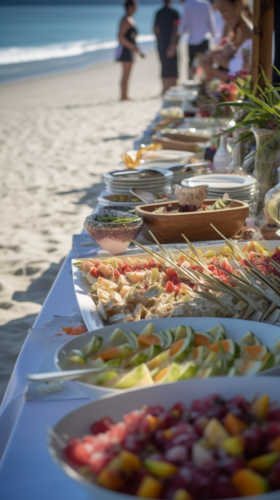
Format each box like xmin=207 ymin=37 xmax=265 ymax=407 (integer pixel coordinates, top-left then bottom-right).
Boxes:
xmin=0 ymin=50 xmax=164 ymax=401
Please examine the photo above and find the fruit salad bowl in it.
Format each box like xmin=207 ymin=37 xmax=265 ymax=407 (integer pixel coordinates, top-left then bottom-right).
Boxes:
xmin=49 ymin=376 xmax=280 ymax=500
xmin=55 ymin=317 xmax=280 ymax=396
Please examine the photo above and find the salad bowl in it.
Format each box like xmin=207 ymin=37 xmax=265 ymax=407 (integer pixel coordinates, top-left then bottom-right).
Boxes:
xmin=55 ymin=317 xmax=280 ymax=395
xmin=49 ymin=376 xmax=280 ymax=500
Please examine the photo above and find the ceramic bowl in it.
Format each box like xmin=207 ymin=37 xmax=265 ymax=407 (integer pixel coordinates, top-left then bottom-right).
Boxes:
xmin=49 ymin=377 xmax=280 ymax=500
xmin=84 ymin=210 xmax=143 ymax=254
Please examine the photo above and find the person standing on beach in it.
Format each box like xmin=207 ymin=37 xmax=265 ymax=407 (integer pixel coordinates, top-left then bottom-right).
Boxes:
xmin=116 ymin=0 xmax=144 ymax=101
xmin=178 ymin=0 xmax=215 ymax=78
xmin=154 ymin=0 xmax=180 ymax=94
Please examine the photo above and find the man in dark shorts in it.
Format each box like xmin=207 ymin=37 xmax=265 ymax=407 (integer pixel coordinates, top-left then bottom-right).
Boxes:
xmin=178 ymin=0 xmax=215 ymax=78
xmin=154 ymin=0 xmax=180 ymax=93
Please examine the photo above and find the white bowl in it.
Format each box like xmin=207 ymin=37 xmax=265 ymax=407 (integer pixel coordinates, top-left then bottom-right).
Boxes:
xmin=55 ymin=317 xmax=280 ymax=396
xmin=49 ymin=377 xmax=280 ymax=500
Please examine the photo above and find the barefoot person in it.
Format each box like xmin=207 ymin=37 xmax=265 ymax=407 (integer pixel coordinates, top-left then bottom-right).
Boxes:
xmin=154 ymin=0 xmax=180 ymax=94
xmin=178 ymin=0 xmax=215 ymax=79
xmin=116 ymin=0 xmax=144 ymax=101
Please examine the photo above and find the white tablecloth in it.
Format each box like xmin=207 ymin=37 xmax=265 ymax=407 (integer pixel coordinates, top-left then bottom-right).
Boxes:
xmin=0 ymin=250 xmax=100 ymax=500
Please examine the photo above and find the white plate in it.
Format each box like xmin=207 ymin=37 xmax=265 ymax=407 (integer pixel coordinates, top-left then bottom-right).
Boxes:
xmin=56 ymin=316 xmax=280 ymax=396
xmin=184 ymin=174 xmax=256 ymax=190
xmin=49 ymin=376 xmax=280 ymax=500
xmin=72 ymin=240 xmax=280 ymax=332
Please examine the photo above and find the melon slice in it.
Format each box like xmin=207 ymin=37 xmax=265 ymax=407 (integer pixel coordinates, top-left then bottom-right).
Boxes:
xmin=147 ymin=350 xmax=170 ymax=371
xmin=196 ymin=366 xmax=220 ymax=378
xmin=261 ymin=353 xmax=274 ymax=371
xmin=153 ymin=363 xmax=181 ymax=384
xmin=239 ymin=330 xmax=262 ymax=347
xmin=107 ymin=328 xmax=127 ymax=347
xmin=227 ymin=367 xmax=238 ymax=377
xmin=140 ymin=322 xmax=155 ymax=336
xmin=92 ymin=344 xmax=133 ymax=361
xmin=194 ymin=332 xmax=213 ymax=347
xmin=138 ymin=334 xmax=164 ymax=349
xmin=234 ymin=359 xmax=263 ymax=375
xmin=192 ymin=345 xmax=208 ymax=361
xmin=242 ymin=345 xmax=269 ymax=360
xmin=82 ymin=335 xmax=103 ymax=356
xmin=143 ymin=344 xmax=162 ymax=361
xmin=96 ymin=370 xmax=119 ymax=386
xmin=124 ymin=331 xmax=139 ymax=350
xmin=174 ymin=325 xmax=187 ymax=341
xmin=126 ymin=352 xmax=149 ymax=368
xmin=209 ymin=339 xmax=240 ymax=357
xmin=115 ymin=364 xmax=153 ymax=389
xmin=206 ymin=323 xmax=226 ymax=340
xmin=170 ymin=338 xmax=193 ymax=362
xmin=179 ymin=362 xmax=199 ymax=380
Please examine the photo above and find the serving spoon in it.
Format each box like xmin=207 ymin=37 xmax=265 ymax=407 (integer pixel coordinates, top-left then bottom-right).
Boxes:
xmin=27 ymin=366 xmax=125 ymax=383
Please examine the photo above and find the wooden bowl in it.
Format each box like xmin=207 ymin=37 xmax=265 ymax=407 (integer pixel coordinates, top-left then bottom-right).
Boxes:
xmin=135 ymin=200 xmax=249 ymax=243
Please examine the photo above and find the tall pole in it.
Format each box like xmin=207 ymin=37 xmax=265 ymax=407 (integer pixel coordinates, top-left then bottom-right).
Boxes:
xmin=252 ymin=0 xmax=275 ymax=89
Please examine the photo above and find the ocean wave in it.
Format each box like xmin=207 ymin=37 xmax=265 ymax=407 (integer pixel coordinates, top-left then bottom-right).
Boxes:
xmin=0 ymin=35 xmax=155 ymax=65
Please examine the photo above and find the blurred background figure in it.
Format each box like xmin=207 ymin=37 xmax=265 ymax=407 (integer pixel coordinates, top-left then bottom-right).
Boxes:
xmin=116 ymin=0 xmax=144 ymax=100
xmin=154 ymin=0 xmax=180 ymax=94
xmin=210 ymin=0 xmax=226 ymax=45
xmin=178 ymin=0 xmax=215 ymax=79
xmin=200 ymin=0 xmax=252 ymax=81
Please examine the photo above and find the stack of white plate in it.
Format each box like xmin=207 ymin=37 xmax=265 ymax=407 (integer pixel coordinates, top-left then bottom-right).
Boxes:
xmin=103 ymin=168 xmax=173 ymax=195
xmin=181 ymin=174 xmax=257 ymax=204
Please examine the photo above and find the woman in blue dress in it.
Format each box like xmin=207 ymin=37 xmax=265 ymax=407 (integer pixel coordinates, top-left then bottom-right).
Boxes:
xmin=116 ymin=0 xmax=144 ymax=100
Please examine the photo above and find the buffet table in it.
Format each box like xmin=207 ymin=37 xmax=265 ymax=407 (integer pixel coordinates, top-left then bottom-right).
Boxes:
xmin=0 ymin=249 xmax=96 ymax=500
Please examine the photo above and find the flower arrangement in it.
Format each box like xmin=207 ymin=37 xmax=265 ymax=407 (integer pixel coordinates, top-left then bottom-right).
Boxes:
xmin=198 ymin=74 xmax=250 ymax=118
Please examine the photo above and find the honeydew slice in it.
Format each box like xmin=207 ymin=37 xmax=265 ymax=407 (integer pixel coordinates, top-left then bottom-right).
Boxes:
xmin=272 ymin=340 xmax=280 ymax=355
xmin=82 ymin=335 xmax=103 ymax=356
xmin=160 ymin=329 xmax=174 ymax=348
xmin=204 ymin=352 xmax=219 ymax=366
xmin=242 ymin=345 xmax=269 ymax=361
xmin=126 ymin=352 xmax=149 ymax=368
xmin=125 ymin=331 xmax=139 ymax=350
xmin=115 ymin=364 xmax=153 ymax=389
xmin=147 ymin=350 xmax=170 ymax=371
xmin=192 ymin=345 xmax=208 ymax=361
xmin=89 ymin=358 xmax=105 ymax=369
xmin=143 ymin=344 xmax=162 ymax=361
xmin=179 ymin=362 xmax=199 ymax=380
xmin=170 ymin=338 xmax=194 ymax=363
xmin=68 ymin=349 xmax=87 ymax=365
xmin=209 ymin=339 xmax=240 ymax=358
xmin=261 ymin=353 xmax=274 ymax=371
xmin=108 ymin=327 xmax=127 ymax=347
xmin=140 ymin=322 xmax=155 ymax=336
xmin=234 ymin=359 xmax=263 ymax=375
xmin=227 ymin=367 xmax=238 ymax=377
xmin=206 ymin=323 xmax=226 ymax=340
xmin=174 ymin=325 xmax=187 ymax=341
xmin=96 ymin=370 xmax=119 ymax=386
xmin=239 ymin=330 xmax=262 ymax=347
xmin=196 ymin=366 xmax=220 ymax=378
xmin=153 ymin=362 xmax=181 ymax=384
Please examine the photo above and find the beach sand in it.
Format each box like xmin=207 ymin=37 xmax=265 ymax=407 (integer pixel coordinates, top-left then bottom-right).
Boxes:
xmin=0 ymin=50 xmax=165 ymax=402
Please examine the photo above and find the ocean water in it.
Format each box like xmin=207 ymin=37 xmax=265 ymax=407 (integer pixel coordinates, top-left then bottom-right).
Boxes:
xmin=0 ymin=4 xmax=167 ymax=82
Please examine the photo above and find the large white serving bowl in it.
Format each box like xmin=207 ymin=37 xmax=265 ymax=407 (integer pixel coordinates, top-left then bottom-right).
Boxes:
xmin=55 ymin=317 xmax=280 ymax=396
xmin=49 ymin=376 xmax=280 ymax=500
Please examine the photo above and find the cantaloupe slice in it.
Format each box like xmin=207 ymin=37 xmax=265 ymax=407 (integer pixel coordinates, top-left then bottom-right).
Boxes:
xmin=170 ymin=338 xmax=193 ymax=362
xmin=194 ymin=332 xmax=213 ymax=347
xmin=209 ymin=339 xmax=240 ymax=357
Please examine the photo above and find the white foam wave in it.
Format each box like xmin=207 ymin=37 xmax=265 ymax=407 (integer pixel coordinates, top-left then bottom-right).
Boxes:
xmin=0 ymin=35 xmax=155 ymax=65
